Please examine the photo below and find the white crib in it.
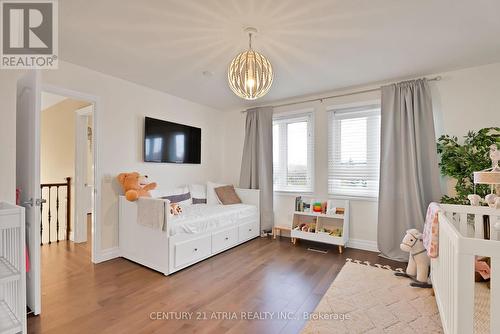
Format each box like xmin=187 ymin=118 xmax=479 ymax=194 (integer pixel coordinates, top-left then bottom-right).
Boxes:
xmin=431 ymin=204 xmax=500 ymax=334
xmin=0 ymin=202 xmax=26 ymax=334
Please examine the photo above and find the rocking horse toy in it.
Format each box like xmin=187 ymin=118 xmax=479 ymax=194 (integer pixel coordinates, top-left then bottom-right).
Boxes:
xmin=395 ymin=229 xmax=432 ymax=288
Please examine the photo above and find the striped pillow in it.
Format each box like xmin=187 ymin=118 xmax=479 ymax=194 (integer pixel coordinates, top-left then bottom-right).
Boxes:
xmin=162 ymin=192 xmax=191 ymax=206
xmin=192 ymin=198 xmax=207 ymax=204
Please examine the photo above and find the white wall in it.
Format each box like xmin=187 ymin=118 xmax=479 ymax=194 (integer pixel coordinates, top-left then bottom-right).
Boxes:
xmin=41 ymin=100 xmax=77 ymax=184
xmin=1 ymin=61 xmax=499 ymax=254
xmin=431 ymin=64 xmax=500 ymax=138
xmin=222 ymin=62 xmax=500 ymax=250
xmin=0 ymin=61 xmax=225 ymax=253
xmin=0 ymin=70 xmax=23 ymax=203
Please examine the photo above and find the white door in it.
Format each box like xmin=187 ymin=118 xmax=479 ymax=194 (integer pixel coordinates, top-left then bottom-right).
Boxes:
xmin=16 ymin=71 xmax=42 ymax=315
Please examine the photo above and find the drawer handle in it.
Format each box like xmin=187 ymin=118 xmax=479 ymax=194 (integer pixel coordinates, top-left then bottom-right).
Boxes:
xmin=248 ymin=228 xmax=252 ymax=232
xmin=225 ymin=237 xmax=229 ymax=240
xmin=194 ymin=248 xmax=198 ymax=252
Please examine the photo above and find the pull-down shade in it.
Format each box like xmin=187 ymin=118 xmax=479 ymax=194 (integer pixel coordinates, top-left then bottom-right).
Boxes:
xmin=328 ymin=105 xmax=381 ymax=197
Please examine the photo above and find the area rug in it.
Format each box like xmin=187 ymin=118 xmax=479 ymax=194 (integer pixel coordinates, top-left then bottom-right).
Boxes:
xmin=474 ymin=282 xmax=490 ymax=334
xmin=301 ymin=259 xmax=443 ymax=333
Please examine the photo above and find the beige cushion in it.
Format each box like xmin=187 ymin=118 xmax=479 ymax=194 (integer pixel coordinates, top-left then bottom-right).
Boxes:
xmin=214 ymin=185 xmax=242 ymax=205
xmin=207 ymin=181 xmax=226 ymax=205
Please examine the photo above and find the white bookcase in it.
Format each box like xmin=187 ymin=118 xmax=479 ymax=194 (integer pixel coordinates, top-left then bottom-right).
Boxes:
xmin=291 ymin=199 xmax=349 ymax=253
xmin=0 ymin=203 xmax=26 ymax=334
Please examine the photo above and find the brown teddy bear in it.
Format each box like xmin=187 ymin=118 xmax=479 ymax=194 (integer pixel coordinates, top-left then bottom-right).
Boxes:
xmin=117 ymin=172 xmax=157 ymax=201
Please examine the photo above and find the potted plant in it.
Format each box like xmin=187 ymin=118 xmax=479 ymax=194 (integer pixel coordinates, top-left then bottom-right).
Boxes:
xmin=436 ymin=127 xmax=500 ymax=204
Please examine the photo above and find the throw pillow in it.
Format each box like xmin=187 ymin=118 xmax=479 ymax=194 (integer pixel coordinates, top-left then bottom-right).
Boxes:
xmin=214 ymin=185 xmax=242 ymax=205
xmin=161 ymin=192 xmax=191 ymax=206
xmin=189 ymin=184 xmax=207 ymax=204
xmin=207 ymin=181 xmax=226 ymax=205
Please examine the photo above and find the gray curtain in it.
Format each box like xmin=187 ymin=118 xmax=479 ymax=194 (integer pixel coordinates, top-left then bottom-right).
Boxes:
xmin=377 ymin=79 xmax=442 ymax=261
xmin=239 ymin=107 xmax=274 ymax=233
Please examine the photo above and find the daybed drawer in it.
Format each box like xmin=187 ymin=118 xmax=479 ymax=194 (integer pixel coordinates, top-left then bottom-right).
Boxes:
xmin=239 ymin=221 xmax=259 ymax=241
xmin=174 ymin=235 xmax=211 ymax=268
xmin=212 ymin=226 xmax=238 ymax=253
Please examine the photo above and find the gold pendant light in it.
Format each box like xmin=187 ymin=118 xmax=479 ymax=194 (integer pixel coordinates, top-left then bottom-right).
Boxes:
xmin=228 ymin=27 xmax=274 ymax=100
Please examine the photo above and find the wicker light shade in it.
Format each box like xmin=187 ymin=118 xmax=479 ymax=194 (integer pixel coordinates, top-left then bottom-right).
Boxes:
xmin=228 ymin=30 xmax=273 ymax=100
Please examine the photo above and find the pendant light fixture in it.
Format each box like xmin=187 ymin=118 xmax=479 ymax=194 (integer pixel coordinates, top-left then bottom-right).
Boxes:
xmin=228 ymin=27 xmax=274 ymax=100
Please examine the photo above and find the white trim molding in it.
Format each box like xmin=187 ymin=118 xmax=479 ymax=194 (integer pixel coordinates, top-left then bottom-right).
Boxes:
xmin=347 ymin=238 xmax=379 ymax=253
xmin=94 ymin=247 xmax=120 ymax=263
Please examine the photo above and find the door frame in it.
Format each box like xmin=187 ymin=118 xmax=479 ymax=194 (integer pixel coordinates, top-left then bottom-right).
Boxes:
xmin=42 ymin=83 xmax=101 ymax=264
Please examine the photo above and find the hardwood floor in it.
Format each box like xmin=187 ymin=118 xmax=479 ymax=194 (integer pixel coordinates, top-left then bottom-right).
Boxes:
xmin=28 ymin=237 xmax=402 ymax=334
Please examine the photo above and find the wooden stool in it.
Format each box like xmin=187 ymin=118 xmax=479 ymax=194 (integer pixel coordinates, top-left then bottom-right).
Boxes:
xmin=273 ymin=226 xmax=295 ymax=243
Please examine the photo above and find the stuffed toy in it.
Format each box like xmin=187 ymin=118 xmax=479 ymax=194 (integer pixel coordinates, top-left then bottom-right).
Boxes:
xmin=169 ymin=203 xmax=183 ymax=216
xmin=329 ymin=228 xmax=343 ymax=237
xmin=299 ymin=223 xmax=316 ymax=233
xmin=117 ymin=172 xmax=157 ymax=201
xmin=475 ymin=257 xmax=491 ymax=289
xmin=396 ymin=229 xmax=432 ymax=288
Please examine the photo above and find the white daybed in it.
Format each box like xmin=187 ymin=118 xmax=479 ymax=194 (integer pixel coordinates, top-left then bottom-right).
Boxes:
xmin=432 ymin=204 xmax=500 ymax=334
xmin=118 ymin=188 xmax=260 ymax=275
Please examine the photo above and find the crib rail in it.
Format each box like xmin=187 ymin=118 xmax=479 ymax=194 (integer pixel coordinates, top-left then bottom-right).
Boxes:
xmin=432 ymin=204 xmax=500 ymax=334
xmin=441 ymin=204 xmax=500 ymax=241
xmin=0 ymin=203 xmax=26 ymax=333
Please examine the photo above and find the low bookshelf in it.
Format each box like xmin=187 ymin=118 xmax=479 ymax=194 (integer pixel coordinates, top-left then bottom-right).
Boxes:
xmin=291 ymin=199 xmax=349 ymax=253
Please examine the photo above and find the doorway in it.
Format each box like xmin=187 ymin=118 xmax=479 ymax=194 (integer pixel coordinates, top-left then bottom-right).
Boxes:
xmin=40 ymin=92 xmax=94 ymax=251
xmin=16 ymin=71 xmax=101 ymax=315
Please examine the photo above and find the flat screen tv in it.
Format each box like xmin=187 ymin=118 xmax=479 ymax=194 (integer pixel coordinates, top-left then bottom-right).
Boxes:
xmin=144 ymin=117 xmax=201 ymax=164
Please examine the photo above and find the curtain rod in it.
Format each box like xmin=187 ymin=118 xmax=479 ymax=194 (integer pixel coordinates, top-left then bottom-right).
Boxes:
xmin=241 ymin=76 xmax=442 ymax=113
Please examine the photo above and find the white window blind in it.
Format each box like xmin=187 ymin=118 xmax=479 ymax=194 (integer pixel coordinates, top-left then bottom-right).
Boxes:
xmin=273 ymin=112 xmax=314 ymax=192
xmin=328 ymin=105 xmax=381 ymax=197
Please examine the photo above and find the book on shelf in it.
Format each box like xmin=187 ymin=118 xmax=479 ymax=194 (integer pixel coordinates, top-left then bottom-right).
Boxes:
xmin=295 ymin=196 xmax=301 ymax=211
xmin=294 ymin=196 xmax=310 ymax=212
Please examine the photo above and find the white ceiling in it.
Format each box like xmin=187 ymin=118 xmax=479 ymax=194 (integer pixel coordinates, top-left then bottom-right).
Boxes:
xmin=60 ymin=0 xmax=500 ymax=111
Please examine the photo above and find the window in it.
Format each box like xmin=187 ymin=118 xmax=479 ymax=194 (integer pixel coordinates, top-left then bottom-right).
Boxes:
xmin=273 ymin=112 xmax=314 ymax=192
xmin=328 ymin=105 xmax=381 ymax=197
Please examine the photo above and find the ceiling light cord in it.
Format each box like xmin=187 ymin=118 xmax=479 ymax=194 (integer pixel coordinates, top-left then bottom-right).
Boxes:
xmin=248 ymin=33 xmax=253 ymax=50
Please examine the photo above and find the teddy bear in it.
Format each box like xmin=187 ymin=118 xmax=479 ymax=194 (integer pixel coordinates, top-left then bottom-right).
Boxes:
xmin=117 ymin=172 xmax=157 ymax=201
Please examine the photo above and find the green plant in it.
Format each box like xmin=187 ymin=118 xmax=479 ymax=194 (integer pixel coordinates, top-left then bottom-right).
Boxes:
xmin=436 ymin=127 xmax=500 ymax=204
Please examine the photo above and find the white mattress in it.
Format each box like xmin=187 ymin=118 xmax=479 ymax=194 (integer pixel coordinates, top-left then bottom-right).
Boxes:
xmin=169 ymin=204 xmax=258 ymax=236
